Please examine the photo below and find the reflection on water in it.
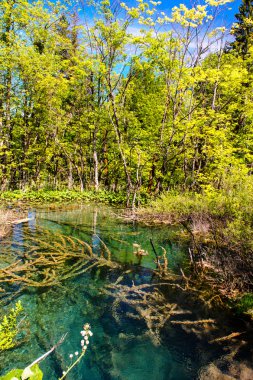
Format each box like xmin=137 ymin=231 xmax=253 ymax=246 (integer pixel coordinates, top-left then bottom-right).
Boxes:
xmin=36 ymin=205 xmax=187 ymax=272
xmin=0 ymin=204 xmax=252 ymax=380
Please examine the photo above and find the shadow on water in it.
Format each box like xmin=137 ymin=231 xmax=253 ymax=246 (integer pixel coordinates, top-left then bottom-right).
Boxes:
xmin=0 ymin=204 xmax=252 ymax=380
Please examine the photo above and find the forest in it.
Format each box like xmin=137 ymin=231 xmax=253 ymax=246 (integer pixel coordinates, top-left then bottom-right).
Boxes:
xmin=0 ymin=0 xmax=252 ymax=200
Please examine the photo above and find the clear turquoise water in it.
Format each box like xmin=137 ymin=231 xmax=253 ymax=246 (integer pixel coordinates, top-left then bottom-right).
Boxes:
xmin=0 ymin=204 xmax=252 ymax=379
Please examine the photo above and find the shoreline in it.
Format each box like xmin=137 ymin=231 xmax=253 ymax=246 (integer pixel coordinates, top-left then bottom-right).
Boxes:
xmin=122 ymin=208 xmax=253 ymax=320
xmin=0 ymin=209 xmax=29 ymax=239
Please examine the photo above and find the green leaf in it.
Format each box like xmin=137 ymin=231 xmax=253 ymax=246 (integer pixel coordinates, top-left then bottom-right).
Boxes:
xmin=0 ymin=369 xmax=23 ymax=380
xmin=0 ymin=365 xmax=43 ymax=380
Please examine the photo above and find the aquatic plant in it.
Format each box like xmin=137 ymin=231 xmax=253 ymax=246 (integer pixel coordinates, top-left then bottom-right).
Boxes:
xmin=59 ymin=323 xmax=93 ymax=380
xmin=0 ymin=301 xmax=23 ymax=352
xmin=0 ymin=226 xmax=221 ymax=347
xmin=0 ymin=364 xmax=43 ymax=380
xmin=0 ymin=322 xmax=92 ymax=380
xmin=105 ymin=281 xmax=190 ymax=344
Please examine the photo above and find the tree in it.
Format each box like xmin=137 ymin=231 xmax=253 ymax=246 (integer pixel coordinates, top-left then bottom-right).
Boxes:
xmin=231 ymin=0 xmax=253 ymax=58
xmin=0 ymin=0 xmax=251 ymax=203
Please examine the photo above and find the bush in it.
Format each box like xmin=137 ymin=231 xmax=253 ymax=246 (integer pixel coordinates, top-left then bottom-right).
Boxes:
xmin=0 ymin=190 xmax=127 ymax=205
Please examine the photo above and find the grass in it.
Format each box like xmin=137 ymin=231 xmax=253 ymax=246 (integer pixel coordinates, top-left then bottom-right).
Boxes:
xmin=141 ymin=183 xmax=253 ymax=254
xmin=142 ymin=174 xmax=253 ymax=247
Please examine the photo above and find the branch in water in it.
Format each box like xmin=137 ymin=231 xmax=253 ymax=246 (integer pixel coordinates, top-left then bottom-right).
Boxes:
xmin=27 ymin=333 xmax=68 ymax=368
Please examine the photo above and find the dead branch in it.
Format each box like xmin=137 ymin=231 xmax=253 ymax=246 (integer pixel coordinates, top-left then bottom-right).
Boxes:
xmin=0 ymin=227 xmax=118 ymax=299
xmin=171 ymin=319 xmax=215 ymax=325
xmin=209 ymin=331 xmax=245 ymax=344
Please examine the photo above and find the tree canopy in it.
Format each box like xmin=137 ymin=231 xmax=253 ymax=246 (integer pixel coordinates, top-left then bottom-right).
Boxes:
xmin=0 ymin=0 xmax=252 ymax=206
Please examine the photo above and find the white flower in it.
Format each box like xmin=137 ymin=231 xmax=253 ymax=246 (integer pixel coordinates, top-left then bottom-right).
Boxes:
xmin=89 ymin=331 xmax=93 ymax=336
xmin=81 ymin=330 xmax=85 ymax=336
xmin=75 ymin=351 xmax=79 ymax=356
xmin=86 ymin=340 xmax=89 ymax=345
xmin=84 ymin=345 xmax=87 ymax=349
xmin=85 ymin=336 xmax=89 ymax=341
xmin=62 ymin=372 xmax=66 ymax=375
xmin=81 ymin=340 xmax=85 ymax=346
xmin=69 ymin=354 xmax=73 ymax=358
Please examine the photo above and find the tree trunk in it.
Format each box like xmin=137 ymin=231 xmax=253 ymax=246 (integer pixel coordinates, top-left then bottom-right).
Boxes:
xmin=68 ymin=160 xmax=73 ymax=190
xmin=93 ymin=129 xmax=99 ymax=191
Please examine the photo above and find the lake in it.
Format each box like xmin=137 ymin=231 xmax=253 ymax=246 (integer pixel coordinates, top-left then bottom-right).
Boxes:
xmin=0 ymin=204 xmax=252 ymax=380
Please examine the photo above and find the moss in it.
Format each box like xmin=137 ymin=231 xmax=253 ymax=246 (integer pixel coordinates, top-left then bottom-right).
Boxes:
xmin=235 ymin=293 xmax=253 ymax=317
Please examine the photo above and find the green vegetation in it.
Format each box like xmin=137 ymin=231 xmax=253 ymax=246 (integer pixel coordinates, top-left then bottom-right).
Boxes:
xmin=0 ymin=301 xmax=23 ymax=352
xmin=236 ymin=293 xmax=253 ymax=316
xmin=0 ymin=189 xmax=127 ymax=205
xmin=0 ymin=320 xmax=92 ymax=380
xmin=0 ymin=0 xmax=252 ymax=208
xmin=146 ymin=172 xmax=253 ymax=249
xmin=0 ymin=365 xmax=43 ymax=380
xmin=231 ymin=0 xmax=253 ymax=57
xmin=141 ymin=170 xmax=253 ymax=300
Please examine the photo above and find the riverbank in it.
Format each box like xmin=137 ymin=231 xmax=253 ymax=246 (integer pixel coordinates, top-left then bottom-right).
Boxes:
xmin=0 ymin=208 xmax=28 ymax=239
xmin=133 ymin=188 xmax=253 ymax=319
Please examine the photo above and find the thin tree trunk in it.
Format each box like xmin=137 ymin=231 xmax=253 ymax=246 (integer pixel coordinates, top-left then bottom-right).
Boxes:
xmin=108 ymin=91 xmax=133 ymax=205
xmin=212 ymin=47 xmax=223 ymax=110
xmin=68 ymin=160 xmax=73 ymax=190
xmin=93 ymin=129 xmax=99 ymax=191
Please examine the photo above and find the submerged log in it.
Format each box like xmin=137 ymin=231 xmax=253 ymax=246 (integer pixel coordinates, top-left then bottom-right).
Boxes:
xmin=11 ymin=217 xmax=34 ymax=225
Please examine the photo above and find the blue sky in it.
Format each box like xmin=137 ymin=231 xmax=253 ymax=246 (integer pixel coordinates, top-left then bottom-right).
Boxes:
xmin=61 ymin=0 xmax=243 ymax=40
xmin=75 ymin=0 xmax=242 ymax=28
xmin=156 ymin=0 xmax=241 ymax=18
xmin=126 ymin=0 xmax=242 ymax=27
xmin=160 ymin=0 xmax=242 ymax=27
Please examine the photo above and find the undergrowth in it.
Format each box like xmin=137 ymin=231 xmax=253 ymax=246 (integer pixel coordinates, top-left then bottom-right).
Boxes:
xmin=0 ymin=190 xmax=127 ymax=205
xmin=144 ymin=174 xmax=253 ymax=251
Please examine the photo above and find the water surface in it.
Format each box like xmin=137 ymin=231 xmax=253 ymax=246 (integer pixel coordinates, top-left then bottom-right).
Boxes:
xmin=0 ymin=204 xmax=252 ymax=380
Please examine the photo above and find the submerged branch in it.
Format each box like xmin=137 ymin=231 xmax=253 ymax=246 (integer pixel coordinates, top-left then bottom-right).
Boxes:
xmin=105 ymin=280 xmax=216 ymax=343
xmin=28 ymin=333 xmax=68 ymax=368
xmin=0 ymin=227 xmax=118 ymax=298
